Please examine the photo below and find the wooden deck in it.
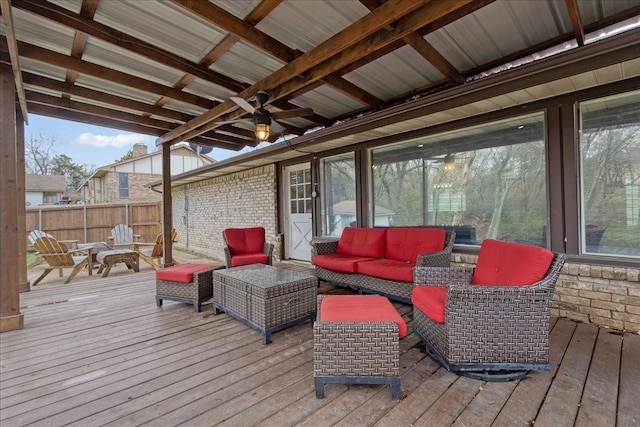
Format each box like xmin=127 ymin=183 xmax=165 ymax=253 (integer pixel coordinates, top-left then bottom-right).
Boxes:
xmin=1 ymin=260 xmax=639 ymax=426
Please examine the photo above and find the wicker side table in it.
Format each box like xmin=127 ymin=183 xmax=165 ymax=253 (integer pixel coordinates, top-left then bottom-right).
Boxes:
xmin=156 ymin=263 xmax=225 ymax=312
xmin=313 ymin=295 xmax=406 ymax=400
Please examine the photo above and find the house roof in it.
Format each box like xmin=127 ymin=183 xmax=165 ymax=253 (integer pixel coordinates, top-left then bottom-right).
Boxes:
xmin=25 ymin=174 xmax=66 ymax=192
xmin=2 ymin=0 xmax=639 ymax=155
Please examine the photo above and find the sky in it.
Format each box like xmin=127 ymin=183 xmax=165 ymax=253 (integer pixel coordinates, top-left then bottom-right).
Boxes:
xmin=24 ymin=114 xmax=250 ymax=171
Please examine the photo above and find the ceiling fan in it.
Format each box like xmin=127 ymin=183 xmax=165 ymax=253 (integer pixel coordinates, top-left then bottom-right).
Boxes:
xmin=229 ymin=91 xmax=314 ymax=141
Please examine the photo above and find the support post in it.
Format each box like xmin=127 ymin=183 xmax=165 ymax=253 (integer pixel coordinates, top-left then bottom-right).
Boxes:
xmin=16 ymin=111 xmax=29 ymax=292
xmin=161 ymin=144 xmax=173 ymax=268
xmin=0 ymin=63 xmax=24 ymax=331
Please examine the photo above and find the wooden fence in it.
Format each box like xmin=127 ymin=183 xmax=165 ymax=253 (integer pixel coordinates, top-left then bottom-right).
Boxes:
xmin=26 ymin=202 xmax=162 ymax=244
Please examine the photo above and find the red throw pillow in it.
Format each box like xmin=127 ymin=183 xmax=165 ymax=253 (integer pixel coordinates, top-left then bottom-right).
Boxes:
xmin=472 ymin=239 xmax=554 ymax=286
xmin=336 ymin=227 xmax=386 ymax=258
xmin=385 ymin=228 xmax=446 ymax=262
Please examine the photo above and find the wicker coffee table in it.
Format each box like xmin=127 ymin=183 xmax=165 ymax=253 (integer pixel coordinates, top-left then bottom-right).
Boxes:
xmin=211 ymin=264 xmax=317 ymax=344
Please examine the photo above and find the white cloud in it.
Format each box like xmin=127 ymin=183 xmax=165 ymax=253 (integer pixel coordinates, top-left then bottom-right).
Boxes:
xmin=75 ymin=133 xmax=150 ymax=148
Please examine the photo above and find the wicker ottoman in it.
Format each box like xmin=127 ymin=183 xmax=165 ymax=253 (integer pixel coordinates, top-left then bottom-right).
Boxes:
xmin=155 ymin=263 xmax=225 ymax=312
xmin=313 ymin=295 xmax=407 ymax=400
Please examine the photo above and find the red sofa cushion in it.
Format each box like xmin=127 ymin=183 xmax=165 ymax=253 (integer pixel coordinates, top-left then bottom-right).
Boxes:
xmin=224 ymin=227 xmax=265 ymax=255
xmin=231 ymin=253 xmax=269 ymax=267
xmin=156 ymin=263 xmax=215 ymax=283
xmin=336 ymin=227 xmax=386 ymax=258
xmin=385 ymin=228 xmax=446 ymax=262
xmin=472 ymin=239 xmax=554 ymax=286
xmin=356 ymin=258 xmax=415 ymax=282
xmin=412 ymin=286 xmax=447 ymax=324
xmin=313 ymin=253 xmax=375 ymax=273
xmin=320 ymin=295 xmax=407 ymax=337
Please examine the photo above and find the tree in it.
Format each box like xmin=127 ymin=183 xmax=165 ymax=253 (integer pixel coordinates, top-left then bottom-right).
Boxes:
xmin=25 ymin=132 xmax=93 ymax=191
xmin=51 ymin=154 xmax=91 ymax=190
xmin=25 ymin=133 xmax=57 ymax=174
xmin=116 ymin=149 xmax=134 ymax=162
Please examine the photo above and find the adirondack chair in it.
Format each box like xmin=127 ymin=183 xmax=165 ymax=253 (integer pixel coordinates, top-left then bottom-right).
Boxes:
xmin=32 ymin=236 xmax=93 ymax=285
xmin=135 ymin=228 xmax=178 ymax=270
xmin=108 ymin=224 xmax=140 ymax=248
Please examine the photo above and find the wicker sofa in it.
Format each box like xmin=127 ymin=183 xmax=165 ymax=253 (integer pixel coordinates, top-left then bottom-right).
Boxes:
xmin=311 ymin=227 xmax=455 ymax=303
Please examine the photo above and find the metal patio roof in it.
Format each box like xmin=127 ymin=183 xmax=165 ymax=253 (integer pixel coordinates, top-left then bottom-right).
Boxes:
xmin=1 ymin=0 xmax=640 ymax=157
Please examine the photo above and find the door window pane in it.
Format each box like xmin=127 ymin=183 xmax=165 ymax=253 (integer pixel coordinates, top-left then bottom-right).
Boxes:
xmin=579 ymin=90 xmax=640 ymax=257
xmin=370 ymin=113 xmax=547 ymax=246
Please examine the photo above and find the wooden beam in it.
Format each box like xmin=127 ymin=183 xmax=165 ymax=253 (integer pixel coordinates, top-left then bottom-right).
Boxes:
xmin=26 ymin=103 xmax=245 ymax=151
xmin=63 ymin=0 xmax=99 ymax=97
xmin=157 ymin=0 xmax=429 ymax=144
xmin=565 ymin=0 xmax=585 ymax=47
xmin=13 ymin=0 xmax=247 ymax=92
xmin=171 ymin=0 xmax=296 ymax=62
xmin=161 ymin=145 xmax=173 ymax=268
xmin=402 ymin=32 xmax=465 ymax=84
xmin=3 ymin=39 xmax=216 ymax=109
xmin=320 ymin=74 xmax=384 ymax=108
xmin=270 ymin=1 xmax=478 ymax=103
xmin=0 ymin=0 xmax=28 ymax=122
xmin=0 ymin=63 xmax=23 ymax=332
xmin=22 ymin=72 xmax=192 ymax=122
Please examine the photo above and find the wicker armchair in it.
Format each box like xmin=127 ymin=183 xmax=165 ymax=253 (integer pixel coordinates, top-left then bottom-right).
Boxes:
xmin=223 ymin=227 xmax=274 ymax=268
xmin=412 ymin=239 xmax=566 ymax=381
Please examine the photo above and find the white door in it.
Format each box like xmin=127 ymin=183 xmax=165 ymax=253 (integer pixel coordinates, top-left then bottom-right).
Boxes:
xmin=285 ymin=164 xmax=313 ymax=261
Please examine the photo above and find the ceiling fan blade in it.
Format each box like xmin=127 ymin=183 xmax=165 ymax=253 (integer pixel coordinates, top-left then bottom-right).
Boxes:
xmin=231 ymin=97 xmax=255 ymax=114
xmin=271 ymin=120 xmax=286 ymax=134
xmin=271 ymin=108 xmax=314 ymax=120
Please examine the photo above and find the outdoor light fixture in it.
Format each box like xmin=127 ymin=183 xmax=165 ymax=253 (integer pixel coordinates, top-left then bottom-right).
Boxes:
xmin=443 ymin=154 xmax=455 ymax=171
xmin=253 ymin=110 xmax=271 ymax=141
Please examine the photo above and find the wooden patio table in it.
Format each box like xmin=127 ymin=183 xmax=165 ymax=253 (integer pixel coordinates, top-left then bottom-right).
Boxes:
xmin=96 ymin=249 xmax=139 ymax=277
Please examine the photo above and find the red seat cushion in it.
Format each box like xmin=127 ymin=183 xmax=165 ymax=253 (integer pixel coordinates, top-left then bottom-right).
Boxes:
xmin=224 ymin=227 xmax=265 ymax=255
xmin=313 ymin=253 xmax=374 ymax=273
xmin=156 ymin=263 xmax=216 ymax=283
xmin=472 ymin=239 xmax=554 ymax=286
xmin=356 ymin=258 xmax=415 ymax=282
xmin=231 ymin=253 xmax=269 ymax=267
xmin=336 ymin=227 xmax=386 ymax=258
xmin=385 ymin=228 xmax=446 ymax=262
xmin=412 ymin=286 xmax=447 ymax=324
xmin=320 ymin=295 xmax=407 ymax=337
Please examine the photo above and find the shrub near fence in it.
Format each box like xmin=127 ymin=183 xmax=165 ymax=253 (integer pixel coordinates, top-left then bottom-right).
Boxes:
xmin=26 ymin=202 xmax=162 ymax=244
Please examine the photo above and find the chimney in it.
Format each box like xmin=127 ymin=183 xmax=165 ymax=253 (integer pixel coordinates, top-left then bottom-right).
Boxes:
xmin=132 ymin=143 xmax=148 ymax=158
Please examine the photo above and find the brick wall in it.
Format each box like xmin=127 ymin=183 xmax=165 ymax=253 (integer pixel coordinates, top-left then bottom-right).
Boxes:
xmin=452 ymin=253 xmax=640 ymax=333
xmin=104 ymin=172 xmax=161 ymax=203
xmin=172 ymin=165 xmax=278 ymax=262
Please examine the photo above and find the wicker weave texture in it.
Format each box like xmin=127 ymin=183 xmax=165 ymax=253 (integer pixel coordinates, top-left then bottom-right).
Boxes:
xmin=156 ymin=268 xmax=215 ymax=301
xmin=313 ymin=321 xmax=400 ymax=377
xmin=212 ymin=266 xmax=317 ymax=329
xmin=311 ymin=230 xmax=455 ymax=303
xmin=414 ymin=253 xmax=566 ymax=367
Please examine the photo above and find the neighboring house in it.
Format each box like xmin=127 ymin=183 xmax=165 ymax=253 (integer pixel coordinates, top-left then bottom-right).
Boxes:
xmin=78 ymin=143 xmax=214 ymax=204
xmin=25 ymin=174 xmax=66 ymax=206
xmin=327 ymin=200 xmax=395 ymax=236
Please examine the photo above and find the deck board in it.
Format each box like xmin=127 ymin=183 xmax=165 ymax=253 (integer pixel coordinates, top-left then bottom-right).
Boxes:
xmin=0 ymin=259 xmax=635 ymax=426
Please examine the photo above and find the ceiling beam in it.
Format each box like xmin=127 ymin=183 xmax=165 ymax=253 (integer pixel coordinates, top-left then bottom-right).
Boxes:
xmin=402 ymin=32 xmax=465 ymax=84
xmin=0 ymin=0 xmax=28 ymax=122
xmin=1 ymin=38 xmax=216 ymax=109
xmin=26 ymin=102 xmax=244 ymax=150
xmin=13 ymin=0 xmax=247 ymax=93
xmin=63 ymin=0 xmax=99 ymax=99
xmin=157 ymin=0 xmax=429 ymax=144
xmin=565 ymin=0 xmax=585 ymax=47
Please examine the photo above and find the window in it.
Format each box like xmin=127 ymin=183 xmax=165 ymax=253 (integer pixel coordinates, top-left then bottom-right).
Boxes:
xmin=119 ymin=173 xmax=129 ymax=198
xmin=320 ymin=153 xmax=356 ymax=237
xmin=370 ymin=113 xmax=548 ymax=246
xmin=579 ymin=90 xmax=640 ymax=257
xmin=289 ymin=168 xmax=312 ymax=214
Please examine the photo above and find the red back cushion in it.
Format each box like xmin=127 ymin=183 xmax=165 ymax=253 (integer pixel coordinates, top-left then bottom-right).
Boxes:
xmin=223 ymin=227 xmax=265 ymax=255
xmin=336 ymin=227 xmax=386 ymax=258
xmin=472 ymin=239 xmax=554 ymax=286
xmin=385 ymin=228 xmax=446 ymax=262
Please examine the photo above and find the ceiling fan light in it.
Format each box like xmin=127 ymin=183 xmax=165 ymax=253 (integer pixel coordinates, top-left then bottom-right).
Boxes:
xmin=443 ymin=154 xmax=455 ymax=171
xmin=255 ymin=123 xmax=270 ymax=141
